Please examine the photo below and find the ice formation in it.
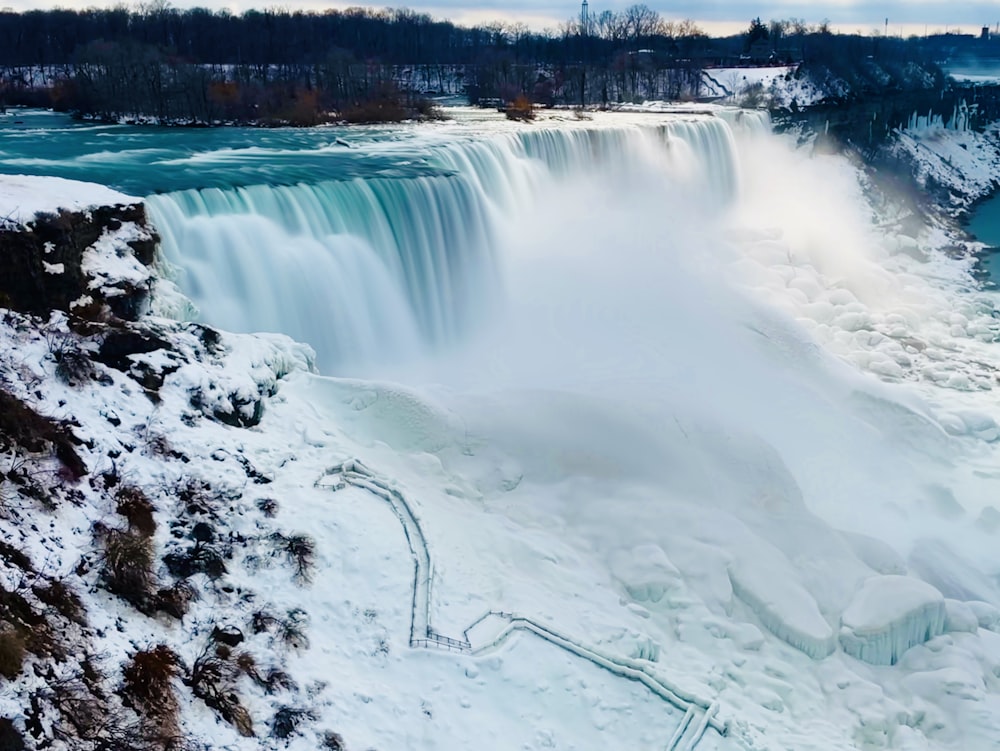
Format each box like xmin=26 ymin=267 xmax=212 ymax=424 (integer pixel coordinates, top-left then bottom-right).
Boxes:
xmin=610 ymin=544 xmax=684 ymax=603
xmin=729 ymin=560 xmax=837 ymax=660
xmin=840 ymin=576 xmax=948 ymax=666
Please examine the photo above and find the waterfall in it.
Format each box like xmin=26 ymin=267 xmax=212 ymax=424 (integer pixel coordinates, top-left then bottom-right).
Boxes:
xmin=147 ymin=114 xmax=749 ymax=374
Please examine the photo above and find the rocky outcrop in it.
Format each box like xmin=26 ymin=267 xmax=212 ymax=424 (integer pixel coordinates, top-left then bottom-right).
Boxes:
xmin=774 ymin=83 xmax=1000 ymax=152
xmin=0 ymin=203 xmax=158 ymax=320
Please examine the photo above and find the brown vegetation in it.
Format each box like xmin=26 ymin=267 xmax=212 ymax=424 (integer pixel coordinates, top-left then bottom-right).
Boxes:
xmin=98 ymin=526 xmax=156 ymax=609
xmin=115 ymin=486 xmax=157 ymax=537
xmin=504 ymin=95 xmax=535 ymax=121
xmin=271 ymin=532 xmax=316 ymax=585
xmin=0 ymin=626 xmax=26 ymax=679
xmin=0 ymin=389 xmax=86 ymax=481
xmin=122 ymin=645 xmax=182 ymax=741
xmin=189 ymin=640 xmax=254 ymax=737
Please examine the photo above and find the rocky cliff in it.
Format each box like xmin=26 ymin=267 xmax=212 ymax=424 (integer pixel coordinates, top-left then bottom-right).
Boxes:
xmin=0 ymin=202 xmax=157 ymax=320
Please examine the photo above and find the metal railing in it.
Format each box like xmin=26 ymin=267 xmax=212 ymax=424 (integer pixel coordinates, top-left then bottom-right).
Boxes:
xmin=319 ymin=459 xmax=728 ymax=747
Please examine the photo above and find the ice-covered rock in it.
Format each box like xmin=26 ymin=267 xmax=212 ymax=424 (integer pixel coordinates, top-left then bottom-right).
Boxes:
xmin=840 ymin=531 xmax=907 ymax=575
xmin=730 ymin=561 xmax=837 ymax=659
xmin=840 ymin=576 xmax=947 ymax=665
xmin=943 ymin=599 xmax=979 ymax=633
xmin=661 ymin=536 xmax=734 ymax=614
xmin=967 ymin=601 xmax=1000 ymax=631
xmin=610 ymin=544 xmax=682 ymax=603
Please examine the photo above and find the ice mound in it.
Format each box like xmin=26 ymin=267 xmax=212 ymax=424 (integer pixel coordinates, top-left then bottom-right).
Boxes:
xmin=967 ymin=601 xmax=1000 ymax=631
xmin=610 ymin=544 xmax=683 ymax=603
xmin=297 ymin=376 xmax=462 ymax=453
xmin=943 ymin=599 xmax=979 ymax=634
xmin=840 ymin=575 xmax=947 ymax=665
xmin=840 ymin=531 xmax=907 ymax=575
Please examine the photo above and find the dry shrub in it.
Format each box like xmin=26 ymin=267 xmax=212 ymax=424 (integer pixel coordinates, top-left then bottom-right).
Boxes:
xmin=505 ymin=95 xmax=535 ymax=121
xmin=123 ymin=645 xmax=179 ymax=707
xmin=270 ymin=706 xmax=316 ymax=739
xmin=272 ymin=533 xmax=316 ymax=585
xmin=250 ymin=609 xmax=278 ymax=634
xmin=99 ymin=527 xmax=155 ymax=609
xmin=52 ymin=344 xmax=96 ymax=387
xmin=277 ymin=608 xmax=310 ymax=651
xmin=0 ymin=626 xmax=26 ymax=679
xmin=162 ymin=543 xmax=227 ymax=580
xmin=281 ymin=89 xmax=331 ymax=126
xmin=115 ymin=486 xmax=156 ymax=536
xmin=233 ymin=651 xmax=295 ymax=695
xmin=0 ymin=389 xmax=86 ymax=480
xmin=412 ymin=96 xmax=443 ymax=120
xmin=0 ymin=540 xmax=34 ymax=573
xmin=255 ymin=497 xmax=278 ymax=517
xmin=0 ymin=589 xmax=55 ymax=658
xmin=155 ymin=579 xmax=199 ymax=620
xmin=189 ymin=643 xmax=254 ymax=737
xmin=341 ymin=84 xmax=409 ymax=124
xmin=322 ymin=731 xmax=346 ymax=750
xmin=262 ymin=667 xmax=295 ymax=694
xmin=32 ymin=579 xmax=87 ymax=625
xmin=123 ymin=645 xmax=181 ymax=740
xmin=249 ymin=607 xmax=309 ymax=651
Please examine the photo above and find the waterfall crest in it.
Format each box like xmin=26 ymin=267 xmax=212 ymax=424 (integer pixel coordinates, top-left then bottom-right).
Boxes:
xmin=147 ymin=114 xmax=750 ymax=374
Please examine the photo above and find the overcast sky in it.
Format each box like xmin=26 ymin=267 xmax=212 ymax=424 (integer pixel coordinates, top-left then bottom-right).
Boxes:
xmin=6 ymin=0 xmax=997 ymax=37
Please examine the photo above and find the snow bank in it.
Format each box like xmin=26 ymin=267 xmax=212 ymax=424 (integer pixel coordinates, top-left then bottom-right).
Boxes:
xmin=840 ymin=576 xmax=947 ymax=665
xmin=909 ymin=539 xmax=1000 ymax=605
xmin=0 ymin=174 xmax=137 ymax=226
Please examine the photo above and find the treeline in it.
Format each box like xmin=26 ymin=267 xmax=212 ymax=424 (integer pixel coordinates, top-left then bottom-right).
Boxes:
xmin=57 ymin=42 xmax=441 ymax=124
xmin=0 ymin=3 xmax=967 ymax=123
xmin=0 ymin=3 xmax=710 ymax=69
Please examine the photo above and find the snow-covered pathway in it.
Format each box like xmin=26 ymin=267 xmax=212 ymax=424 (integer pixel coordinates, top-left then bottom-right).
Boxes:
xmin=319 ymin=459 xmax=728 ymax=749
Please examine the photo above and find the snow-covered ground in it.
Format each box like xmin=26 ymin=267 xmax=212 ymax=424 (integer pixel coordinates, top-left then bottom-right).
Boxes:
xmin=892 ymin=120 xmax=1000 ymax=213
xmin=0 ymin=174 xmax=136 ymax=226
xmin=2 ymin=110 xmax=1000 ymax=751
xmin=700 ymin=66 xmax=825 ymax=108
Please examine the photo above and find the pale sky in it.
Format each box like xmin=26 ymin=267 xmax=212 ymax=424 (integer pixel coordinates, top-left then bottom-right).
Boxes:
xmin=5 ymin=0 xmax=998 ymax=38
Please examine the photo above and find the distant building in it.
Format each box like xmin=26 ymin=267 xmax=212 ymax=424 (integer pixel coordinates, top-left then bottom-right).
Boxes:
xmin=983 ymin=26 xmax=991 ymax=40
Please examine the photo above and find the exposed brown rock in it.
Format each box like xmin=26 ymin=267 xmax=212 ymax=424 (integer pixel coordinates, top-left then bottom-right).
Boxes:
xmin=0 ymin=203 xmax=158 ymax=320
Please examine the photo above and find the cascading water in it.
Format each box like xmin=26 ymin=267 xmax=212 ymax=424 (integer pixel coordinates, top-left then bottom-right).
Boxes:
xmin=146 ymin=115 xmax=744 ymax=374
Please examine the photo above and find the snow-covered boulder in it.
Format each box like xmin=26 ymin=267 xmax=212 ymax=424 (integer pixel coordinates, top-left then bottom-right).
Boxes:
xmin=840 ymin=531 xmax=907 ymax=576
xmin=0 ymin=176 xmax=155 ymax=319
xmin=610 ymin=544 xmax=683 ymax=603
xmin=943 ymin=599 xmax=979 ymax=634
xmin=967 ymin=601 xmax=1000 ymax=631
xmin=840 ymin=576 xmax=947 ymax=665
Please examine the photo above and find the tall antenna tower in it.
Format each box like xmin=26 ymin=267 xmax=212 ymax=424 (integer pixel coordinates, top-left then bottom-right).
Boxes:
xmin=581 ymin=0 xmax=590 ymax=36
